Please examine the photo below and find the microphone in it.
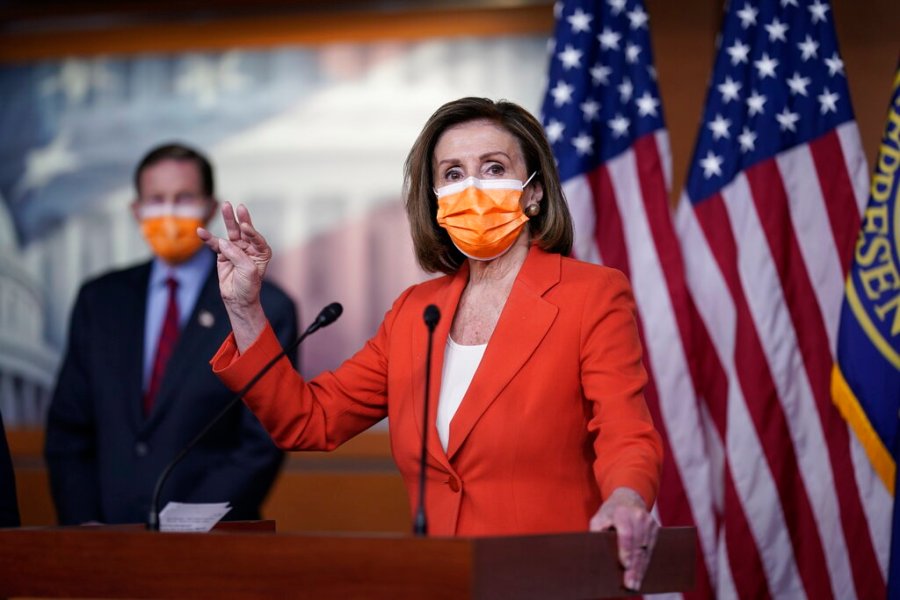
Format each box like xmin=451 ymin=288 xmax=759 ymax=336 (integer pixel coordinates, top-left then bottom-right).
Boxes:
xmin=413 ymin=304 xmax=440 ymax=536
xmin=147 ymin=301 xmax=343 ymax=531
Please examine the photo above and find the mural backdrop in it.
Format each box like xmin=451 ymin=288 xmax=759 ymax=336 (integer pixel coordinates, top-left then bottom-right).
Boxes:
xmin=0 ymin=35 xmax=549 ymax=425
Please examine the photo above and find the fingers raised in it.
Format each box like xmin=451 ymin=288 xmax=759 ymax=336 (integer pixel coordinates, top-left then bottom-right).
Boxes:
xmin=197 ymin=226 xmax=221 ymax=253
xmin=221 ymin=202 xmax=243 ymax=242
xmin=231 ymin=204 xmax=270 ymax=257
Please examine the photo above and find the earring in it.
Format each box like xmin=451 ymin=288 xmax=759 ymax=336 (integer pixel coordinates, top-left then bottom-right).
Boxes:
xmin=524 ymin=203 xmax=541 ymax=217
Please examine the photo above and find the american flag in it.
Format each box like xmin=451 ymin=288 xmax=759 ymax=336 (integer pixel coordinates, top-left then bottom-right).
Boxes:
xmin=541 ymin=1 xmax=717 ymax=597
xmin=675 ymin=0 xmax=891 ymax=598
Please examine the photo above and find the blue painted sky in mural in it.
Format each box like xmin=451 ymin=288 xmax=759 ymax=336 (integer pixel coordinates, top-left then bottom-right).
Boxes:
xmin=0 ymin=48 xmax=336 ymax=245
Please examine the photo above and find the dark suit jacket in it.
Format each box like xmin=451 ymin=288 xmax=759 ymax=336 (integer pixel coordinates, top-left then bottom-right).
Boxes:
xmin=0 ymin=411 xmax=19 ymax=527
xmin=45 ymin=253 xmax=298 ymax=525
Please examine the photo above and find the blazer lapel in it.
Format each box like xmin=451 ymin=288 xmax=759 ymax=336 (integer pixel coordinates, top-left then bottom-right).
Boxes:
xmin=410 ymin=264 xmax=469 ymax=469
xmin=446 ymin=246 xmax=560 ymax=460
xmin=125 ymin=263 xmax=153 ymax=431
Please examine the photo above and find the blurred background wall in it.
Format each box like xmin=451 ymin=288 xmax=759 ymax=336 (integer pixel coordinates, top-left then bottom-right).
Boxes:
xmin=0 ymin=0 xmax=895 ymax=531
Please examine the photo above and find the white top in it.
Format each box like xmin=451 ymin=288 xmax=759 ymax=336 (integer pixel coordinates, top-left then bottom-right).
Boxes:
xmin=436 ymin=336 xmax=487 ymax=451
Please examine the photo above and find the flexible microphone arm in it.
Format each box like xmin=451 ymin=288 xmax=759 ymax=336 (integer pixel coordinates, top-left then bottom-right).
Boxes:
xmin=413 ymin=304 xmax=440 ymax=536
xmin=146 ymin=302 xmax=343 ymax=531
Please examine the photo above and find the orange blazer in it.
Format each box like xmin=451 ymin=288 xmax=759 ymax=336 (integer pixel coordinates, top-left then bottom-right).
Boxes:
xmin=212 ymin=245 xmax=663 ymax=536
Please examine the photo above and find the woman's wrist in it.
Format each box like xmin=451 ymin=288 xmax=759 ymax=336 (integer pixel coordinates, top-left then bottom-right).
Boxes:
xmin=225 ymin=301 xmax=267 ymax=353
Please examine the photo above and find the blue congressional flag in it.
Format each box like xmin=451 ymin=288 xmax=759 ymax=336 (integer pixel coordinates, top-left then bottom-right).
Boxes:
xmin=831 ymin=63 xmax=900 ymax=599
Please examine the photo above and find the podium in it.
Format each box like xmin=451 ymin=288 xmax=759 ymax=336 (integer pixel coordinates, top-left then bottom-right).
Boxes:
xmin=0 ymin=525 xmax=695 ymax=598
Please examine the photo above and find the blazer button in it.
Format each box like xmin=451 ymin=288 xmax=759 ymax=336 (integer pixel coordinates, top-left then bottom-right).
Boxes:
xmin=447 ymin=478 xmax=460 ymax=493
xmin=134 ymin=442 xmax=149 ymax=457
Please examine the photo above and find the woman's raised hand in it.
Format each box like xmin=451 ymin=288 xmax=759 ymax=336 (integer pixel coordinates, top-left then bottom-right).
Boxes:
xmin=197 ymin=202 xmax=271 ymax=350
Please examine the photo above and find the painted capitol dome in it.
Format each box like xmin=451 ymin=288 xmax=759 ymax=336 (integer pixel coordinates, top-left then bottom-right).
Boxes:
xmin=0 ymin=199 xmax=57 ymax=427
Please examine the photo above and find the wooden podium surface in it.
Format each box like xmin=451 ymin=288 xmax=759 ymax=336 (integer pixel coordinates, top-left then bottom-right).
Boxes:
xmin=0 ymin=525 xmax=695 ymax=599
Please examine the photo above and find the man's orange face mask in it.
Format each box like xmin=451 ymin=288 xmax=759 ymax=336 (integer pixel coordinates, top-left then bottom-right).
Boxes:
xmin=136 ymin=203 xmax=208 ymax=264
xmin=435 ymin=173 xmax=536 ymax=261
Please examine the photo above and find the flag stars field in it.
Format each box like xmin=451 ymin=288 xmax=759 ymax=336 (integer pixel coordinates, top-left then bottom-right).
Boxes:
xmin=557 ymin=45 xmax=583 ymax=70
xmin=825 ymin=53 xmax=844 ymax=77
xmin=737 ymin=4 xmax=759 ymax=28
xmin=567 ymin=7 xmax=593 ymax=32
xmin=809 ymin=0 xmax=830 ymax=23
xmin=755 ymin=53 xmax=779 ymax=78
xmin=818 ymin=88 xmax=839 ymax=114
xmin=598 ymin=27 xmax=621 ymax=50
xmin=728 ymin=40 xmax=751 ymax=65
xmin=787 ymin=72 xmax=812 ymax=96
xmin=709 ymin=114 xmax=732 ymax=140
xmin=747 ymin=90 xmax=767 ymax=115
xmin=764 ymin=17 xmax=789 ymax=43
xmin=608 ymin=113 xmax=630 ymax=137
xmin=635 ymin=92 xmax=659 ymax=117
xmin=590 ymin=63 xmax=612 ymax=85
xmin=775 ymin=107 xmax=800 ymax=132
xmin=626 ymin=6 xmax=648 ymax=30
xmin=718 ymin=76 xmax=742 ymax=103
xmin=798 ymin=35 xmax=819 ymax=61
xmin=581 ymin=98 xmax=601 ymax=121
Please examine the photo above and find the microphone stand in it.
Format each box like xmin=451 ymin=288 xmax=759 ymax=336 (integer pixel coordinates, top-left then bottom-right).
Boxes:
xmin=146 ymin=302 xmax=343 ymax=531
xmin=413 ymin=304 xmax=440 ymax=536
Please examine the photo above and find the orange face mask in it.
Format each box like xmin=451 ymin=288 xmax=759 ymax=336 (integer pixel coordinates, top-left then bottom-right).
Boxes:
xmin=435 ymin=173 xmax=536 ymax=261
xmin=137 ymin=204 xmax=208 ymax=264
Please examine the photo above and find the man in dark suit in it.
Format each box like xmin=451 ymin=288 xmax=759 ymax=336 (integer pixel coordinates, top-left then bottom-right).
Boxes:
xmin=45 ymin=143 xmax=298 ymax=525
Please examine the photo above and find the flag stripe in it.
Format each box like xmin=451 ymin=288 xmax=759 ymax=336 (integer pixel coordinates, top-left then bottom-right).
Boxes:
xmin=588 ymin=165 xmax=630 ymax=280
xmin=777 ymin=139 xmax=847 ymax=352
xmin=633 ymin=135 xmax=695 ymax=363
xmin=564 ymin=176 xmax=603 ymax=265
xmin=723 ymin=464 xmax=771 ymax=599
xmin=835 ymin=122 xmax=871 ymax=220
xmin=808 ymin=130 xmax=863 ymax=277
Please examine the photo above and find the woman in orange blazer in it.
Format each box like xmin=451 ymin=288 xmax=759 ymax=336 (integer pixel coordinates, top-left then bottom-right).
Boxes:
xmin=200 ymin=97 xmax=663 ymax=591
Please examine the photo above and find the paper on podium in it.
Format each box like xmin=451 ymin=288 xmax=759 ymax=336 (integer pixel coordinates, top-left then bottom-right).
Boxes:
xmin=159 ymin=502 xmax=231 ymax=532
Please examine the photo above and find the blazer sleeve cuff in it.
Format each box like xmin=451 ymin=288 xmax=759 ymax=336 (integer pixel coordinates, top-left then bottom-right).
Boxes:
xmin=210 ymin=320 xmax=284 ymax=392
xmin=601 ymin=467 xmax=660 ymax=510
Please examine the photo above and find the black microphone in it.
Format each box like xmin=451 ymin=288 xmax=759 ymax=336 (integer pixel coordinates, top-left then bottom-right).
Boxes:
xmin=147 ymin=301 xmax=343 ymax=531
xmin=413 ymin=304 xmax=440 ymax=536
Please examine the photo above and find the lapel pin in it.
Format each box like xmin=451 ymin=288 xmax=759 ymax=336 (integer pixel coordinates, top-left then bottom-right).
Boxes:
xmin=198 ymin=310 xmax=215 ymax=328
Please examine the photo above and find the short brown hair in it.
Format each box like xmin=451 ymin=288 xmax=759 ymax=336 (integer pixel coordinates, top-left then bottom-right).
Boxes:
xmin=134 ymin=142 xmax=215 ymax=197
xmin=404 ymin=97 xmax=574 ymax=274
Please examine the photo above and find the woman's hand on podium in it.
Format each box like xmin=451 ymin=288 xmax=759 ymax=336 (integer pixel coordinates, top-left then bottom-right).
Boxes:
xmin=589 ymin=486 xmax=659 ymax=592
